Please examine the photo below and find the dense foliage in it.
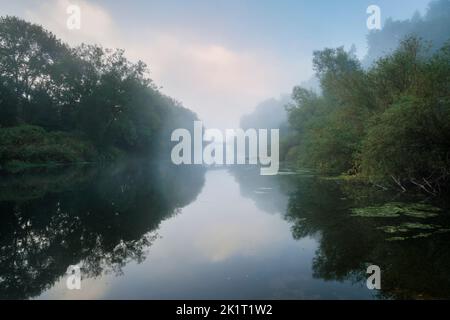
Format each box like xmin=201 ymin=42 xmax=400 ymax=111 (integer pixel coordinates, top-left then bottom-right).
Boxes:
xmin=0 ymin=16 xmax=197 ymax=170
xmin=285 ymin=37 xmax=450 ymax=193
xmin=238 ymin=1 xmax=450 ymax=190
xmin=0 ymin=125 xmax=97 ymax=171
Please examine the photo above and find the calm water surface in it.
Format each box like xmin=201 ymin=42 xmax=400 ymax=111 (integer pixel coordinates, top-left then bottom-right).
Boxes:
xmin=1 ymin=162 xmax=450 ymax=299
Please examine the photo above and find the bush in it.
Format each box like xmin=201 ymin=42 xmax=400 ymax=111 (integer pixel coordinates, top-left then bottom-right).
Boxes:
xmin=285 ymin=36 xmax=450 ymax=193
xmin=0 ymin=125 xmax=97 ymax=171
xmin=361 ymin=96 xmax=450 ymax=191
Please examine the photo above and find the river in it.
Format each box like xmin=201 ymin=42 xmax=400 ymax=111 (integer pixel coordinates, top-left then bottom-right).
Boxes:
xmin=1 ymin=162 xmax=449 ymax=299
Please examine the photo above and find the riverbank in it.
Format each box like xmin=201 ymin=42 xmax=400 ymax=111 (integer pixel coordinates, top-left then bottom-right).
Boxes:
xmin=0 ymin=125 xmax=124 ymax=173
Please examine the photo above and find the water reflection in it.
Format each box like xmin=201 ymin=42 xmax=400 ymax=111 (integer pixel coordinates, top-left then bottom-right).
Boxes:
xmin=284 ymin=174 xmax=450 ymax=299
xmin=230 ymin=166 xmax=294 ymax=215
xmin=1 ymin=164 xmax=450 ymax=299
xmin=38 ymin=168 xmax=367 ymax=300
xmin=0 ymin=161 xmax=206 ymax=299
xmin=230 ymin=166 xmax=450 ymax=299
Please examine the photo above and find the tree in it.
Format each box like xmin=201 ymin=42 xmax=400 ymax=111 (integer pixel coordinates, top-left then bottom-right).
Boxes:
xmin=1 ymin=16 xmax=199 ymax=167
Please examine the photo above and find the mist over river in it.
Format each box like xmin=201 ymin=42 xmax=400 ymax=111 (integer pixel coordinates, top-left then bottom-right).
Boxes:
xmin=1 ymin=162 xmax=450 ymax=299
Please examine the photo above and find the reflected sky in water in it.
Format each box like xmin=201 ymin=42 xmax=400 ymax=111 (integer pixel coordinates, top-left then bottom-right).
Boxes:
xmin=4 ymin=162 xmax=448 ymax=300
xmin=38 ymin=169 xmax=374 ymax=300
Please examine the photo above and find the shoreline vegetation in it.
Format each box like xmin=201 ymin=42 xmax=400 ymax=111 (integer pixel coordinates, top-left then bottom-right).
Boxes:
xmin=243 ymin=1 xmax=450 ymax=196
xmin=0 ymin=125 xmax=99 ymax=172
xmin=2 ymin=1 xmax=450 ymax=199
xmin=0 ymin=16 xmax=197 ymax=173
xmin=280 ymin=37 xmax=450 ymax=196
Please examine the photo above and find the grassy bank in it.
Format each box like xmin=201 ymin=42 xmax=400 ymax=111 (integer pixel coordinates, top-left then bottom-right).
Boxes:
xmin=0 ymin=125 xmax=107 ymax=173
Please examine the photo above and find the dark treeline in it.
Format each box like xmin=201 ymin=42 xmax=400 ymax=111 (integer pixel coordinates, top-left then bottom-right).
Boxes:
xmin=0 ymin=16 xmax=197 ymax=171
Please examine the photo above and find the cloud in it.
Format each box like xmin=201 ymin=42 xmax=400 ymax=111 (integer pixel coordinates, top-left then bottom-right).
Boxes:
xmin=127 ymin=31 xmax=296 ymax=128
xmin=24 ymin=0 xmax=118 ymax=47
xmin=13 ymin=0 xmax=309 ymax=128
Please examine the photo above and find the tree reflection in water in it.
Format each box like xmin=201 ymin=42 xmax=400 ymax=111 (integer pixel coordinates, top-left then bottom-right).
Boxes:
xmin=0 ymin=161 xmax=205 ymax=299
xmin=285 ymin=175 xmax=450 ymax=299
xmin=231 ymin=166 xmax=450 ymax=299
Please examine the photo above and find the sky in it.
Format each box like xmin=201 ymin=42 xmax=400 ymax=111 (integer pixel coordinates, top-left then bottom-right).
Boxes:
xmin=0 ymin=0 xmax=432 ymax=128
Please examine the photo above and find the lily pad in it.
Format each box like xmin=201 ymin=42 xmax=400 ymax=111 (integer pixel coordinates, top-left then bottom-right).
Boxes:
xmin=412 ymin=233 xmax=434 ymax=239
xmin=378 ymin=223 xmax=440 ymax=234
xmin=401 ymin=222 xmax=438 ymax=230
xmin=377 ymin=226 xmax=409 ymax=234
xmin=350 ymin=202 xmax=441 ymax=219
xmin=386 ymin=236 xmax=407 ymax=241
xmin=351 ymin=205 xmax=402 ymax=218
